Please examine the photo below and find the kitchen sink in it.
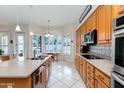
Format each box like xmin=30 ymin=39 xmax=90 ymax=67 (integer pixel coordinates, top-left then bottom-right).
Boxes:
xmin=38 ymin=55 xmax=48 ymax=60
xmin=82 ymin=55 xmax=104 ymax=59
xmin=31 ymin=55 xmax=48 ymax=60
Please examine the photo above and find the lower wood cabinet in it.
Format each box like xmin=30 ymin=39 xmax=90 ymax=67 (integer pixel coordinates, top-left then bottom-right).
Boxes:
xmin=95 ymin=68 xmax=111 ymax=88
xmin=75 ymin=55 xmax=111 ymax=88
xmin=0 ymin=55 xmax=10 ymax=61
xmin=87 ymin=63 xmax=95 ymax=88
xmin=75 ymin=55 xmax=80 ymax=72
xmin=95 ymin=76 xmax=108 ymax=88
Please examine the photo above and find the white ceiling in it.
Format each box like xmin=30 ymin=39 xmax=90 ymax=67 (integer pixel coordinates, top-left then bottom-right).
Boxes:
xmin=0 ymin=5 xmax=87 ymax=27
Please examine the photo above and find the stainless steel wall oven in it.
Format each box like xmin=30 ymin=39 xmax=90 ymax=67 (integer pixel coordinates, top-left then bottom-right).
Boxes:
xmin=112 ymin=13 xmax=124 ymax=88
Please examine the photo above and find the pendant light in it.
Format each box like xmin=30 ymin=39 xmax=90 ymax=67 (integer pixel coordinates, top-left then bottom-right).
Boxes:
xmin=15 ymin=16 xmax=21 ymax=31
xmin=45 ymin=20 xmax=51 ymax=37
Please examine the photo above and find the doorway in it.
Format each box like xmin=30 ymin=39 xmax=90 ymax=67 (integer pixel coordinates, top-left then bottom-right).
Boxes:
xmin=15 ymin=32 xmax=25 ymax=59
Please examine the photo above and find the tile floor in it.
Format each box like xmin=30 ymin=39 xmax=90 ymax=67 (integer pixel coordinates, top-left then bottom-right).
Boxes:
xmin=47 ymin=61 xmax=87 ymax=88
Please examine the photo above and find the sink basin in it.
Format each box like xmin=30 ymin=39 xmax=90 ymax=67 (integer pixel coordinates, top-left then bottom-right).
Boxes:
xmin=31 ymin=55 xmax=48 ymax=60
xmin=38 ymin=55 xmax=48 ymax=60
xmin=82 ymin=55 xmax=103 ymax=59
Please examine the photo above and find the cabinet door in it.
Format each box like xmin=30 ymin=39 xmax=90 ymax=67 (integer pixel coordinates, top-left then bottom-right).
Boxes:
xmin=105 ymin=6 xmax=112 ymax=42
xmin=86 ymin=11 xmax=96 ymax=33
xmin=97 ymin=6 xmax=106 ymax=43
xmin=76 ymin=31 xmax=78 ymax=53
xmin=83 ymin=61 xmax=87 ymax=83
xmin=90 ymin=11 xmax=97 ymax=30
xmin=75 ymin=55 xmax=80 ymax=72
xmin=76 ymin=29 xmax=81 ymax=53
xmin=80 ymin=23 xmax=86 ymax=44
xmin=95 ymin=76 xmax=108 ymax=88
xmin=79 ymin=59 xmax=83 ymax=78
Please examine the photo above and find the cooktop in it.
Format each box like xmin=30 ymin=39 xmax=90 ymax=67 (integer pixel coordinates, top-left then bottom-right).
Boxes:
xmin=82 ymin=55 xmax=103 ymax=59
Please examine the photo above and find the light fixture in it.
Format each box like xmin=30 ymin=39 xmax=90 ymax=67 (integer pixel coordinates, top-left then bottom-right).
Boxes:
xmin=45 ymin=20 xmax=51 ymax=37
xmin=50 ymin=34 xmax=53 ymax=37
xmin=15 ymin=24 xmax=21 ymax=31
xmin=30 ymin=31 xmax=33 ymax=36
xmin=15 ymin=16 xmax=21 ymax=31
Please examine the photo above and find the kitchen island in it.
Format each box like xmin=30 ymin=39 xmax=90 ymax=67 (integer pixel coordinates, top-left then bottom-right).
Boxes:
xmin=0 ymin=55 xmax=52 ymax=88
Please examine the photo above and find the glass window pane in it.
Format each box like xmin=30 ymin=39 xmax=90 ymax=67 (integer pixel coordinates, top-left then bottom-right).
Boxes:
xmin=44 ymin=35 xmax=62 ymax=52
xmin=0 ymin=32 xmax=9 ymax=55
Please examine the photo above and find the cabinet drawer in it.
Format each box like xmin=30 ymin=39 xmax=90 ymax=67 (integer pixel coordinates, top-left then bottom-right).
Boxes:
xmin=87 ymin=75 xmax=94 ymax=85
xmin=87 ymin=70 xmax=94 ymax=78
xmin=87 ymin=63 xmax=94 ymax=72
xmin=87 ymin=79 xmax=94 ymax=88
xmin=95 ymin=69 xmax=111 ymax=87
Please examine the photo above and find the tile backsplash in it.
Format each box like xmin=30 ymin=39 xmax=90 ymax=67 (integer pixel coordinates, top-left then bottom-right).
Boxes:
xmin=89 ymin=45 xmax=112 ymax=60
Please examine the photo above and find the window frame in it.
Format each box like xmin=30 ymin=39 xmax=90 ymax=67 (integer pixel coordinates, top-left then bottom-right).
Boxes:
xmin=0 ymin=32 xmax=9 ymax=55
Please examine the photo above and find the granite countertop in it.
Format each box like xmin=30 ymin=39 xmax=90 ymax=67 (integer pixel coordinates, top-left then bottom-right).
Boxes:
xmin=79 ymin=53 xmax=112 ymax=77
xmin=0 ymin=55 xmax=51 ymax=78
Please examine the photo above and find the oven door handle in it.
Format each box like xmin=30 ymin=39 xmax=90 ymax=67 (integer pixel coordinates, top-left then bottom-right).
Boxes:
xmin=112 ymin=72 xmax=124 ymax=86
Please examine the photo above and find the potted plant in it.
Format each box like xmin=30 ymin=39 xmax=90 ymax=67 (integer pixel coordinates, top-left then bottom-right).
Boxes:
xmin=0 ymin=49 xmax=4 ymax=55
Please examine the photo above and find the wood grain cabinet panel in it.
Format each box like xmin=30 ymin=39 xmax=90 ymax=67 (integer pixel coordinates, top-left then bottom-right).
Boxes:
xmin=75 ymin=55 xmax=80 ymax=72
xmin=79 ymin=57 xmax=87 ymax=83
xmin=95 ymin=68 xmax=111 ymax=87
xmin=86 ymin=11 xmax=97 ymax=33
xmin=86 ymin=63 xmax=95 ymax=88
xmin=97 ymin=5 xmax=112 ymax=44
xmin=95 ymin=76 xmax=108 ymax=88
xmin=97 ymin=5 xmax=106 ymax=43
xmin=80 ymin=23 xmax=86 ymax=44
xmin=76 ymin=29 xmax=81 ymax=53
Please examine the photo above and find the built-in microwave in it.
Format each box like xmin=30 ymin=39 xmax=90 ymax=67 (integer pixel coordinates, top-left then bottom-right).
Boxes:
xmin=113 ymin=13 xmax=124 ymax=31
xmin=84 ymin=29 xmax=97 ymax=44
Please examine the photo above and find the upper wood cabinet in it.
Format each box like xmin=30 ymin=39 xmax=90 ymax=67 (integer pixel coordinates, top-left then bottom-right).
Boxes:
xmin=76 ymin=29 xmax=81 ymax=53
xmin=80 ymin=23 xmax=86 ymax=44
xmin=112 ymin=5 xmax=124 ymax=18
xmin=86 ymin=11 xmax=97 ymax=33
xmin=97 ymin=5 xmax=112 ymax=44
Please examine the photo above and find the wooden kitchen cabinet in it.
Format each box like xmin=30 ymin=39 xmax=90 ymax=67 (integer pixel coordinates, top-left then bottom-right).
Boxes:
xmin=86 ymin=11 xmax=97 ymax=33
xmin=83 ymin=60 xmax=87 ymax=83
xmin=79 ymin=57 xmax=87 ymax=84
xmin=97 ymin=5 xmax=112 ymax=44
xmin=75 ymin=55 xmax=80 ymax=72
xmin=86 ymin=63 xmax=95 ymax=88
xmin=95 ymin=68 xmax=111 ymax=88
xmin=79 ymin=58 xmax=83 ymax=78
xmin=80 ymin=23 xmax=86 ymax=44
xmin=76 ymin=29 xmax=81 ymax=53
xmin=75 ymin=56 xmax=111 ymax=88
xmin=95 ymin=76 xmax=108 ymax=88
xmin=112 ymin=5 xmax=124 ymax=19
xmin=0 ymin=55 xmax=10 ymax=61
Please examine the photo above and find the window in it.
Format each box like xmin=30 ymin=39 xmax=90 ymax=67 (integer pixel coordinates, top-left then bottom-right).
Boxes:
xmin=32 ymin=35 xmax=42 ymax=57
xmin=63 ymin=34 xmax=71 ymax=54
xmin=44 ymin=35 xmax=62 ymax=52
xmin=0 ymin=32 xmax=9 ymax=55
